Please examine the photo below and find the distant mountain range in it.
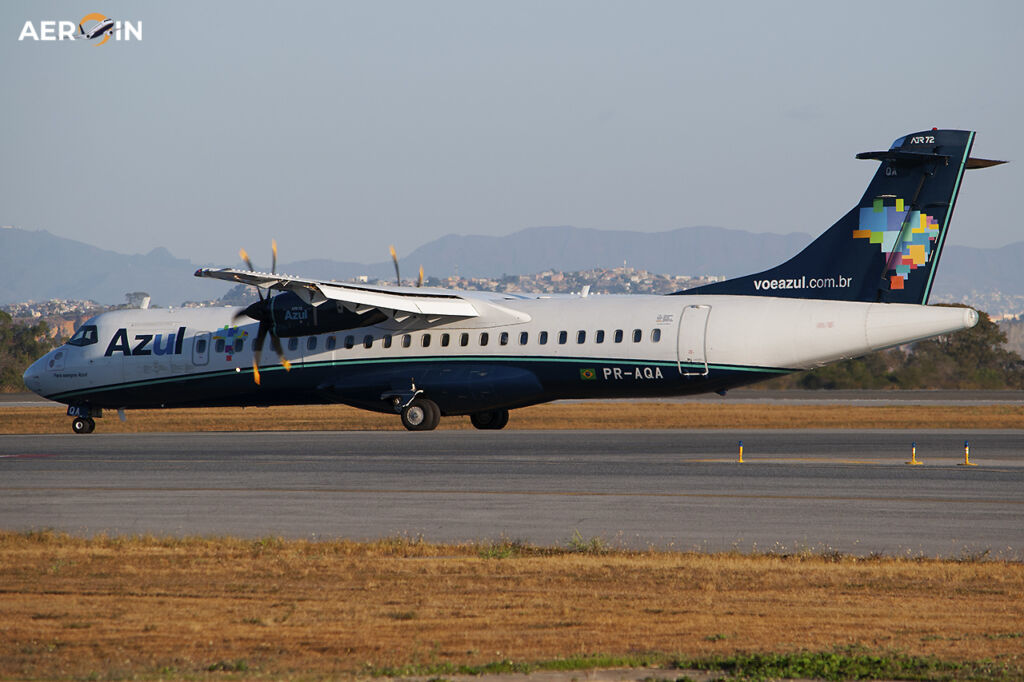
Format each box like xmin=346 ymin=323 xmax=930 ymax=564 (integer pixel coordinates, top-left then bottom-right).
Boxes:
xmin=0 ymin=224 xmax=1016 ymax=309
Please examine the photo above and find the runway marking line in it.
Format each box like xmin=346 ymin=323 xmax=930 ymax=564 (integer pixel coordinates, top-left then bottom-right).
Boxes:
xmin=2 ymin=486 xmax=1021 ymax=505
xmin=0 ymin=453 xmax=56 ymax=459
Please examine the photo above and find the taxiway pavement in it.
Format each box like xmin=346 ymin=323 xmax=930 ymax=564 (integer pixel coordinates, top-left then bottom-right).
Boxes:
xmin=1 ymin=430 xmax=1021 ymax=557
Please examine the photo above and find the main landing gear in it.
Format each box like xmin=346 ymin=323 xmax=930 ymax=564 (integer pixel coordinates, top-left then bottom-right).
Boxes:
xmin=396 ymin=400 xmax=511 ymax=431
xmin=401 ymin=398 xmax=441 ymax=431
xmin=387 ymin=383 xmax=510 ymax=432
xmin=71 ymin=417 xmax=96 ymax=434
xmin=470 ymin=409 xmax=509 ymax=430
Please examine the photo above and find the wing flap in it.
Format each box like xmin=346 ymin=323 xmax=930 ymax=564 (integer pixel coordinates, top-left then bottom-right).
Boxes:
xmin=196 ymin=268 xmax=480 ymax=318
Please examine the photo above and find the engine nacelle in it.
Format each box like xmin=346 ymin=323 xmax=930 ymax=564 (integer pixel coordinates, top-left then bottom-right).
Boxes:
xmin=247 ymin=292 xmax=387 ymax=337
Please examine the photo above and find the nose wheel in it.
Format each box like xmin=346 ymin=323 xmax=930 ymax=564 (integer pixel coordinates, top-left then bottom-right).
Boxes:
xmin=71 ymin=417 xmax=96 ymax=434
xmin=400 ymin=398 xmax=441 ymax=431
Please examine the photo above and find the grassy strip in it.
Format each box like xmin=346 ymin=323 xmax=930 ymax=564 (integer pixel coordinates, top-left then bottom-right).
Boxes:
xmin=366 ymin=649 xmax=1021 ymax=681
xmin=2 ymin=532 xmax=1022 ymax=680
xmin=4 ymin=401 xmax=1024 ymax=433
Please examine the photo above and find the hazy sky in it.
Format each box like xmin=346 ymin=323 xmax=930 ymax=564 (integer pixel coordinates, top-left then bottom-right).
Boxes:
xmin=2 ymin=1 xmax=1021 ymax=267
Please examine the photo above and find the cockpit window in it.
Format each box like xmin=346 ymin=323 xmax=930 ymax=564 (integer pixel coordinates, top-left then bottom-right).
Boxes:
xmin=67 ymin=325 xmax=98 ymax=347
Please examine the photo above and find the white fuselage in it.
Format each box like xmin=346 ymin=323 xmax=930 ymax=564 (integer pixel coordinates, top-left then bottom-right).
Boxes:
xmin=24 ymin=292 xmax=978 ymax=412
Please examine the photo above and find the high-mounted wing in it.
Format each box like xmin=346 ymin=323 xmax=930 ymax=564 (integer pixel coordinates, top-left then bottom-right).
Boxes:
xmin=195 ymin=267 xmax=480 ymax=319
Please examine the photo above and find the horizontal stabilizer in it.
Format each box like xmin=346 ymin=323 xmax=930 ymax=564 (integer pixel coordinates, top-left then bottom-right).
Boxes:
xmin=965 ymin=157 xmax=1007 ymax=169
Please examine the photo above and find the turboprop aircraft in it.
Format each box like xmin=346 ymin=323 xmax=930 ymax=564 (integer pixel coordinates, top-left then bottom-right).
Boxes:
xmin=23 ymin=129 xmax=1004 ymax=433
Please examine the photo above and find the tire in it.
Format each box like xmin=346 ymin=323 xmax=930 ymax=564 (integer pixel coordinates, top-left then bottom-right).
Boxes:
xmin=72 ymin=417 xmax=94 ymax=434
xmin=401 ymin=398 xmax=440 ymax=431
xmin=470 ymin=408 xmax=509 ymax=430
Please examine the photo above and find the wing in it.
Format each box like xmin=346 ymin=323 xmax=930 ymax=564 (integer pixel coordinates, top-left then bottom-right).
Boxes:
xmin=195 ymin=267 xmax=484 ymax=320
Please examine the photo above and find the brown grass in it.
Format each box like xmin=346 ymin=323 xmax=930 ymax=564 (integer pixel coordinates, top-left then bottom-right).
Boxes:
xmin=3 ymin=402 xmax=1024 ymax=434
xmin=0 ymin=532 xmax=1021 ymax=679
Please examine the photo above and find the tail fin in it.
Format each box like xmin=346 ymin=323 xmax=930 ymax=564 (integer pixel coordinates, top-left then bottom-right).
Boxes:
xmin=679 ymin=129 xmax=1004 ymax=304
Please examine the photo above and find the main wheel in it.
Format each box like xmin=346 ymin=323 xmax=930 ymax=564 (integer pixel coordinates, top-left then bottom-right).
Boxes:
xmin=72 ymin=417 xmax=95 ymax=434
xmin=401 ymin=398 xmax=440 ymax=431
xmin=470 ymin=408 xmax=509 ymax=430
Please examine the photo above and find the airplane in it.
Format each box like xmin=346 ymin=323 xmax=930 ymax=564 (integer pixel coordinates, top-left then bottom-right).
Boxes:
xmin=22 ymin=129 xmax=1005 ymax=434
xmin=74 ymin=16 xmax=118 ymax=42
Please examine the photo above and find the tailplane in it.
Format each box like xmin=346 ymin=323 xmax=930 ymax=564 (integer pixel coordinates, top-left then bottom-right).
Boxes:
xmin=679 ymin=129 xmax=1004 ymax=304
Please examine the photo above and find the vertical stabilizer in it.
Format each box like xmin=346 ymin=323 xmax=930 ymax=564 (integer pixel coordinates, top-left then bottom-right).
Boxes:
xmin=679 ymin=130 xmax=999 ymax=304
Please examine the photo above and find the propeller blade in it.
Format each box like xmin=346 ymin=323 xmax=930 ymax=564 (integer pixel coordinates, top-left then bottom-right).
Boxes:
xmin=269 ymin=331 xmax=292 ymax=372
xmin=239 ymin=248 xmax=255 ymax=272
xmin=271 ymin=239 xmax=278 ymax=275
xmin=390 ymin=245 xmax=400 ymax=286
xmin=252 ymin=322 xmax=268 ymax=385
xmin=418 ymin=265 xmax=424 ymax=287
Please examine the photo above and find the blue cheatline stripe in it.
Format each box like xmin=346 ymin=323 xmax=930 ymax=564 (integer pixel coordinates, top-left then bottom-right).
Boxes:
xmin=45 ymin=354 xmax=795 ymax=401
xmin=922 ymin=131 xmax=974 ymax=303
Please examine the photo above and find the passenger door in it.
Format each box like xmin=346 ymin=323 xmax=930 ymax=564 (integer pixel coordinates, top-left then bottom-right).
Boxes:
xmin=677 ymin=305 xmax=711 ymax=376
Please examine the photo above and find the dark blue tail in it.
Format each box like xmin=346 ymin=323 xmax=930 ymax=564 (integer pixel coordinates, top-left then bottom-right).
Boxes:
xmin=678 ymin=129 xmax=1002 ymax=304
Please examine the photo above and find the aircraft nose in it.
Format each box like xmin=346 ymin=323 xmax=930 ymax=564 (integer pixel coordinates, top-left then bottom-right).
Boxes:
xmin=22 ymin=357 xmax=44 ymax=395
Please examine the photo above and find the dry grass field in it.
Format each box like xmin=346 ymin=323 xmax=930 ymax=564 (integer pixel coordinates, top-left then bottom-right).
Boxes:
xmin=3 ymin=401 xmax=1024 ymax=433
xmin=0 ymin=532 xmax=1022 ymax=680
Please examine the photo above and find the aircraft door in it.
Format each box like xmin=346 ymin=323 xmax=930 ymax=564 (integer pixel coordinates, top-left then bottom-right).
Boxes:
xmin=192 ymin=332 xmax=211 ymax=366
xmin=677 ymin=305 xmax=711 ymax=376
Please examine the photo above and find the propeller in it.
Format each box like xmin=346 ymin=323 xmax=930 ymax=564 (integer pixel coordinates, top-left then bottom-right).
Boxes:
xmin=390 ymin=245 xmax=400 ymax=286
xmin=233 ymin=240 xmax=291 ymax=385
xmin=390 ymin=245 xmax=424 ymax=287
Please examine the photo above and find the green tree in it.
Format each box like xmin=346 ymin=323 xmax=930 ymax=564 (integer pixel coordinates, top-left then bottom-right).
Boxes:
xmin=893 ymin=308 xmax=1024 ymax=389
xmin=0 ymin=311 xmax=55 ymax=392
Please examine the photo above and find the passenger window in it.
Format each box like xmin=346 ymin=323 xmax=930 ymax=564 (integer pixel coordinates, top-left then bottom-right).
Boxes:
xmin=652 ymin=328 xmax=662 ymax=342
xmin=558 ymin=331 xmax=567 ymax=345
xmin=344 ymin=335 xmax=354 ymax=349
xmin=288 ymin=337 xmax=299 ymax=351
xmin=234 ymin=338 xmax=244 ymax=353
xmin=363 ymin=335 xmax=374 ymax=348
xmin=577 ymin=330 xmax=586 ymax=344
xmin=253 ymin=337 xmax=263 ymax=352
xmin=402 ymin=334 xmax=412 ymax=348
xmin=460 ymin=332 xmax=469 ymax=347
xmin=67 ymin=325 xmax=98 ymax=347
xmin=596 ymin=330 xmax=605 ymax=344
xmin=500 ymin=332 xmax=509 ymax=346
xmin=214 ymin=338 xmax=225 ymax=353
xmin=326 ymin=336 xmax=337 ymax=351
xmin=196 ymin=338 xmax=207 ymax=354
xmin=614 ymin=329 xmax=624 ymax=343
xmin=422 ymin=333 xmax=431 ymax=347
xmin=539 ymin=331 xmax=548 ymax=345
xmin=307 ymin=336 xmax=317 ymax=351
xmin=383 ymin=334 xmax=392 ymax=349
xmin=480 ymin=332 xmax=489 ymax=346
xmin=519 ymin=331 xmax=528 ymax=345
xmin=441 ymin=333 xmax=450 ymax=347
xmin=633 ymin=329 xmax=642 ymax=343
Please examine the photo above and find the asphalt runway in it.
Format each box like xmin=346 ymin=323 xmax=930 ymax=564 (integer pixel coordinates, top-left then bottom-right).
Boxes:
xmin=1 ymin=430 xmax=1022 ymax=558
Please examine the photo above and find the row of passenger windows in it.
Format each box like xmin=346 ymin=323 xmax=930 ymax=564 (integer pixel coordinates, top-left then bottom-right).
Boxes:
xmin=246 ymin=328 xmax=664 ymax=353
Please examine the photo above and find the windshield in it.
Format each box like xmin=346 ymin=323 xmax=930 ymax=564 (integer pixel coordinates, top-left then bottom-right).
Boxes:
xmin=67 ymin=324 xmax=98 ymax=347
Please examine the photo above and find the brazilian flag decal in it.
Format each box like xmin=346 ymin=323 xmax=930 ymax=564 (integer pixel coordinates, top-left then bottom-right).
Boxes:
xmin=579 ymin=368 xmax=597 ymax=380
